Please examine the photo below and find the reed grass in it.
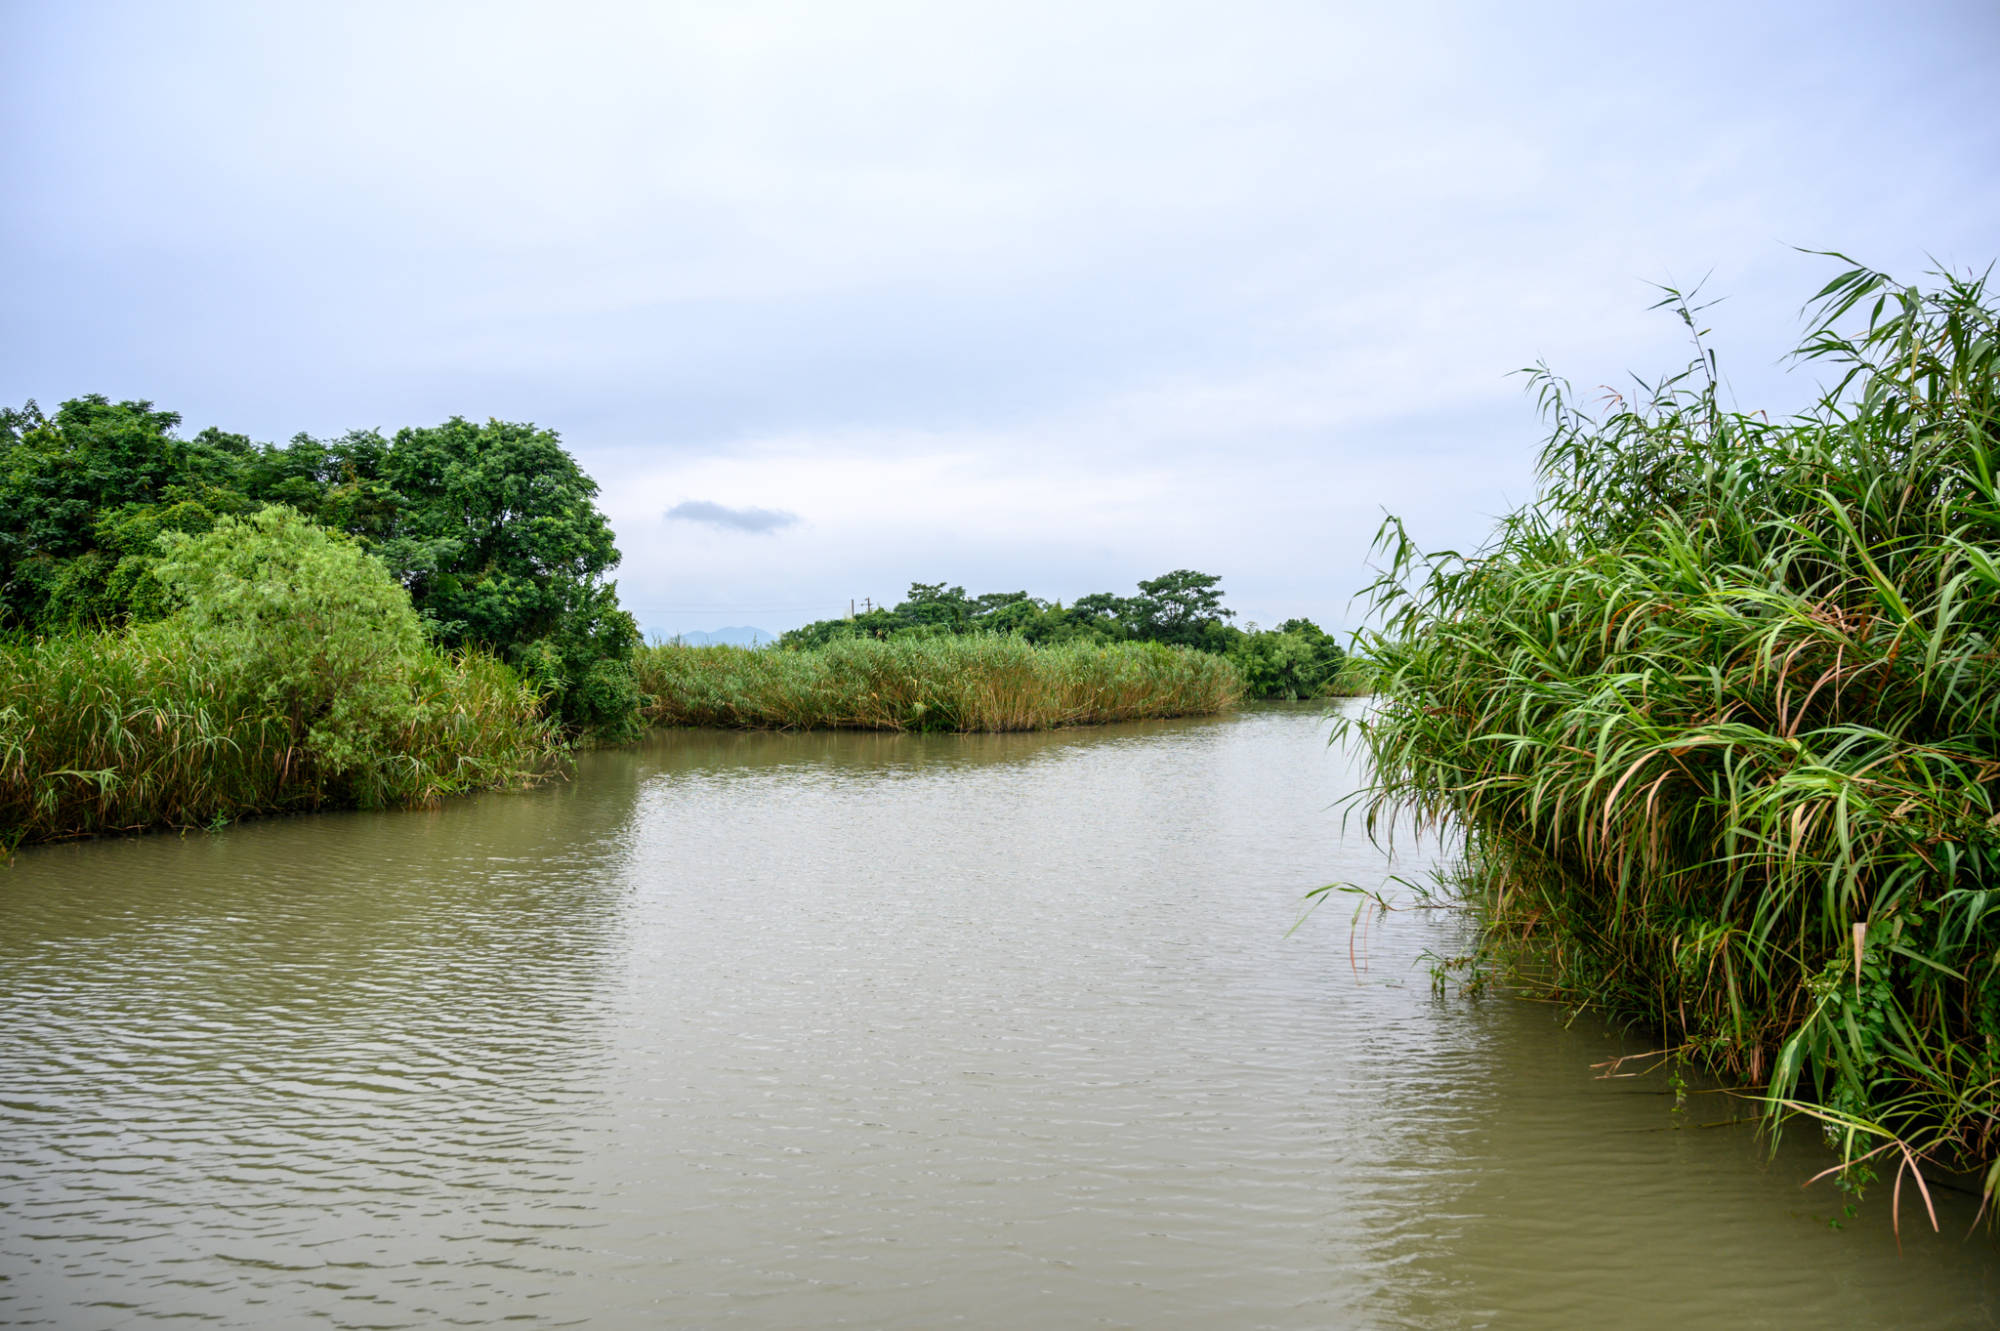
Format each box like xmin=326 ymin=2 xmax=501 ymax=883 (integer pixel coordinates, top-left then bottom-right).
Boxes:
xmin=634 ymin=635 xmax=1242 ymax=731
xmin=1323 ymin=655 xmax=1376 ymax=698
xmin=1345 ymin=260 xmax=2000 ymax=1211
xmin=0 ymin=627 xmax=563 ymax=845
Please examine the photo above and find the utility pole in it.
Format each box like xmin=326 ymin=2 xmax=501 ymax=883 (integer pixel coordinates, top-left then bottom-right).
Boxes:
xmin=863 ymin=597 xmax=873 ymax=614
xmin=849 ymin=599 xmax=855 ymax=619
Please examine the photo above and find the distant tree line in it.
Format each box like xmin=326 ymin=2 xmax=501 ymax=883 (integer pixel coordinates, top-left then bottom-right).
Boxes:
xmin=780 ymin=569 xmax=1352 ymax=699
xmin=0 ymin=393 xmax=1353 ymax=845
xmin=0 ymin=394 xmax=641 ymax=735
xmin=1 ymin=393 xmax=1353 ymax=753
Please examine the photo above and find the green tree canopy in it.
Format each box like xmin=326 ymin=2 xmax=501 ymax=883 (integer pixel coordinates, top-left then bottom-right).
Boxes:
xmin=0 ymin=396 xmax=257 ymax=628
xmin=1130 ymin=569 xmax=1234 ymax=646
xmin=0 ymin=397 xmax=644 ymax=736
xmin=270 ymin=417 xmax=640 ymax=735
xmin=896 ymin=582 xmax=976 ymax=630
xmin=774 ymin=568 xmax=1349 ymax=696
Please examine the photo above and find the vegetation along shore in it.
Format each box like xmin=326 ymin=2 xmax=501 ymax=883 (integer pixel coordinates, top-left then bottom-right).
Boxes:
xmin=773 ymin=570 xmax=1369 ymax=702
xmin=635 ymin=635 xmax=1241 ymax=732
xmin=0 ymin=511 xmax=560 ymax=844
xmin=1345 ymin=260 xmax=2000 ymax=1213
xmin=0 ymin=399 xmax=1344 ymax=844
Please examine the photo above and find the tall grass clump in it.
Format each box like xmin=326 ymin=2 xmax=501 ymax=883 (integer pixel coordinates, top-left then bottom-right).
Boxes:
xmin=1348 ymin=259 xmax=2000 ymax=1208
xmin=0 ymin=509 xmax=561 ymax=845
xmin=635 ymin=635 xmax=1242 ymax=731
xmin=1323 ymin=654 xmax=1377 ymax=698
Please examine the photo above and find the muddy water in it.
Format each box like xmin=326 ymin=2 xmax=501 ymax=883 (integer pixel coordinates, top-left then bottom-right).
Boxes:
xmin=2 ymin=703 xmax=1995 ymax=1328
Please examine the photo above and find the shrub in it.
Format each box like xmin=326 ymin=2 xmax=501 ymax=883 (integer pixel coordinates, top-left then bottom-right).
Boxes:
xmin=151 ymin=507 xmax=430 ymax=786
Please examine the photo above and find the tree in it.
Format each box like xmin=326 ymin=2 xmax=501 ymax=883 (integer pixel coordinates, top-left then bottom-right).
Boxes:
xmin=896 ymin=582 xmax=975 ymax=630
xmin=256 ymin=417 xmax=642 ymax=735
xmin=0 ymin=396 xmax=645 ymax=736
xmin=1067 ymin=591 xmax=1135 ymax=639
xmin=974 ymin=592 xmax=1045 ymax=636
xmin=0 ymin=396 xmax=253 ymax=628
xmin=1227 ymin=618 xmax=1346 ymax=699
xmin=780 ymin=606 xmax=904 ymax=648
xmin=1130 ymin=569 xmax=1234 ymax=646
xmin=768 ymin=569 xmax=1261 ymax=657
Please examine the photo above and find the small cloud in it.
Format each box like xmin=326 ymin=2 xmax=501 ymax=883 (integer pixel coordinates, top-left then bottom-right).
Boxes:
xmin=663 ymin=499 xmax=801 ymax=534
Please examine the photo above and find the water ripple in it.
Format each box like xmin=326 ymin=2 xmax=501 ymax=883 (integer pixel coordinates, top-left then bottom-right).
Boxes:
xmin=1 ymin=708 xmax=1995 ymax=1328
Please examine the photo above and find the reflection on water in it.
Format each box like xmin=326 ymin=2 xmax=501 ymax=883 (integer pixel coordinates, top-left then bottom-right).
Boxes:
xmin=1 ymin=704 xmax=1994 ymax=1328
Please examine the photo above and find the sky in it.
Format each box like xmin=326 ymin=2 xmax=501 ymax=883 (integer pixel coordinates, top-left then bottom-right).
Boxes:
xmin=4 ymin=1 xmax=1997 ymax=640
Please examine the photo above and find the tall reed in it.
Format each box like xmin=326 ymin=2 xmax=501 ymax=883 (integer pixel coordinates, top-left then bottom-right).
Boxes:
xmin=1324 ymin=655 xmax=1376 ymax=698
xmin=1347 ymin=261 xmax=2000 ymax=1207
xmin=0 ymin=628 xmax=562 ymax=844
xmin=634 ymin=635 xmax=1242 ymax=731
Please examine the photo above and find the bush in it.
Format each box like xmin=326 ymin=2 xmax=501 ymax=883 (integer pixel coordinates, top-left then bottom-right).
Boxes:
xmin=0 ymin=505 xmax=565 ymax=844
xmin=276 ymin=416 xmax=643 ymax=735
xmin=151 ymin=507 xmax=430 ymax=786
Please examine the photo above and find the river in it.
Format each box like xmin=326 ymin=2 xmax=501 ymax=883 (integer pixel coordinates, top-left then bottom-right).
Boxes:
xmin=2 ymin=702 xmax=1995 ymax=1328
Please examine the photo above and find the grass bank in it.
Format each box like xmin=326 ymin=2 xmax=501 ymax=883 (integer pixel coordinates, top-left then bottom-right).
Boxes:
xmin=634 ymin=635 xmax=1243 ymax=731
xmin=0 ymin=629 xmax=561 ymax=845
xmin=1346 ymin=262 xmax=2000 ymax=1209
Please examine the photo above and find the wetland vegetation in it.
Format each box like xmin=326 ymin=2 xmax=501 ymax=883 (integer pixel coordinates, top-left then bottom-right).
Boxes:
xmin=12 ymin=248 xmax=1994 ymax=1235
xmin=634 ymin=634 xmax=1241 ymax=732
xmin=1347 ymin=259 xmax=2000 ymax=1212
xmin=0 ymin=507 xmax=559 ymax=844
xmin=0 ymin=402 xmax=1320 ymax=843
xmin=779 ymin=571 xmax=1367 ymax=702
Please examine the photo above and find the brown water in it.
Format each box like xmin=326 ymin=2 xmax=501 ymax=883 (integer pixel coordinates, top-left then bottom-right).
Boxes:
xmin=1 ymin=702 xmax=1995 ymax=1329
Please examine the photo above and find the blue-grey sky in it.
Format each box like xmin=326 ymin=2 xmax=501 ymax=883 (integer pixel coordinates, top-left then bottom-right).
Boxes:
xmin=5 ymin=1 xmax=1996 ymax=638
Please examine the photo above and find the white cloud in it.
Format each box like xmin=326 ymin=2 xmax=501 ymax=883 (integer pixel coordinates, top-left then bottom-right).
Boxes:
xmin=663 ymin=500 xmax=801 ymax=534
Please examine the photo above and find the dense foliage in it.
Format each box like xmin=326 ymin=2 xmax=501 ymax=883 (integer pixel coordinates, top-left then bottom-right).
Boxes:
xmin=0 ymin=396 xmax=254 ymax=627
xmin=0 ymin=400 xmax=639 ymax=734
xmin=151 ymin=507 xmax=433 ymax=786
xmin=1348 ymin=261 xmax=2000 ymax=1210
xmin=635 ymin=636 xmax=1242 ymax=732
xmin=780 ymin=570 xmax=1358 ymax=699
xmin=0 ymin=514 xmax=561 ymax=845
xmin=0 ymin=391 xmax=1296 ymax=839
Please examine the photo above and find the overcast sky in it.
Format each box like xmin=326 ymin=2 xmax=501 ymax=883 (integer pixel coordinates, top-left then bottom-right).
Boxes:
xmin=5 ymin=1 xmax=1996 ymax=639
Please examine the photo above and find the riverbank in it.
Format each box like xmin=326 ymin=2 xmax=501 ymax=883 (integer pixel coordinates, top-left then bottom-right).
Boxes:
xmin=1348 ymin=263 xmax=2000 ymax=1203
xmin=0 ymin=629 xmax=1244 ymax=847
xmin=0 ymin=395 xmax=1323 ymax=841
xmin=634 ymin=635 xmax=1243 ymax=731
xmin=0 ymin=627 xmax=563 ymax=848
xmin=0 ymin=509 xmax=565 ymax=848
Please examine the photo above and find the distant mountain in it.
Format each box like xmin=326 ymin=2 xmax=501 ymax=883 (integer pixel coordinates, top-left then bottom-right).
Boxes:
xmin=662 ymin=626 xmax=776 ymax=648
